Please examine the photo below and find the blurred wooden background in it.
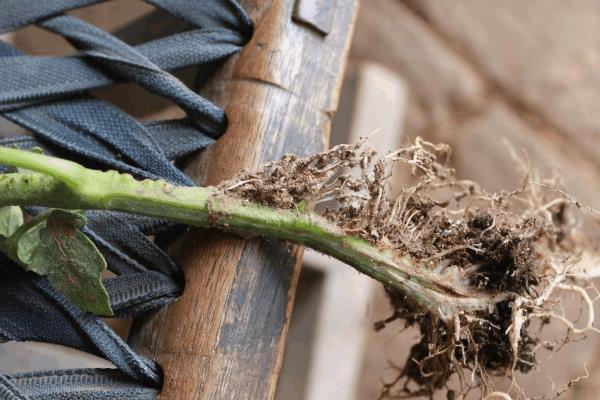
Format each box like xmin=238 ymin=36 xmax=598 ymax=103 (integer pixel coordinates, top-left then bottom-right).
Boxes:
xmin=282 ymin=1 xmax=600 ymax=399
xmin=350 ymin=1 xmax=600 ymax=399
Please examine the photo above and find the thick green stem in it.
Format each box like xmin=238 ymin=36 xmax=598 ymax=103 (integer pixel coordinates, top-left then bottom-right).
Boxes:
xmin=0 ymin=147 xmax=495 ymax=320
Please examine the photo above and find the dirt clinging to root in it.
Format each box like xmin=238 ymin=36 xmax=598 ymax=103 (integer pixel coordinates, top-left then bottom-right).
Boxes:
xmin=219 ymin=138 xmax=596 ymax=399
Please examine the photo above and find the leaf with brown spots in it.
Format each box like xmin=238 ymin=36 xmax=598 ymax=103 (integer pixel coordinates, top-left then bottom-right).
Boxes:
xmin=27 ymin=210 xmax=113 ymax=316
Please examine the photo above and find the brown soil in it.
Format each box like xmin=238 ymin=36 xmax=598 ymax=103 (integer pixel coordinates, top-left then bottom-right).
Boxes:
xmin=219 ymin=138 xmax=595 ymax=399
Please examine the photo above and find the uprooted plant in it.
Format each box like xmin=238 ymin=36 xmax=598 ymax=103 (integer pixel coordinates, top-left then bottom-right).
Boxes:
xmin=0 ymin=138 xmax=597 ymax=398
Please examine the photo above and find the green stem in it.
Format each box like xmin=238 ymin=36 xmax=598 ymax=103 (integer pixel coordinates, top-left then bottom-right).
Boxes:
xmin=0 ymin=147 xmax=495 ymax=320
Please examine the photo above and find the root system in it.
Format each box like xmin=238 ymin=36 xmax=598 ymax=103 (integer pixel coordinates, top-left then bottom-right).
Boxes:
xmin=220 ymin=138 xmax=598 ymax=399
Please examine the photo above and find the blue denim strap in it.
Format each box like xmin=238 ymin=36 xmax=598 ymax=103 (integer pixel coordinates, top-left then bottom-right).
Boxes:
xmin=0 ymin=119 xmax=214 ymax=163
xmin=40 ymin=15 xmax=226 ymax=134
xmin=0 ymin=0 xmax=251 ymax=113
xmin=0 ymin=0 xmax=252 ymax=398
xmin=0 ymin=259 xmax=161 ymax=385
xmin=0 ymin=373 xmax=28 ymax=400
xmin=0 ymin=369 xmax=159 ymax=400
xmin=0 ymin=1 xmax=101 ymax=33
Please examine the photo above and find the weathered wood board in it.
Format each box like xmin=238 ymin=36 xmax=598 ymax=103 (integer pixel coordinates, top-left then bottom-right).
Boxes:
xmin=407 ymin=0 xmax=600 ymax=165
xmin=129 ymin=1 xmax=359 ymax=399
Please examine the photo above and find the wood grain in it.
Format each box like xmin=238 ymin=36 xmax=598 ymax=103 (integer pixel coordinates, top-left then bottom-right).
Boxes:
xmin=407 ymin=0 xmax=600 ymax=166
xmin=129 ymin=1 xmax=359 ymax=399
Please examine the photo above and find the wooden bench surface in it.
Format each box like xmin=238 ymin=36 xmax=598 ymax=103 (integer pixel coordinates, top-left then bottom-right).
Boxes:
xmin=129 ymin=1 xmax=359 ymax=399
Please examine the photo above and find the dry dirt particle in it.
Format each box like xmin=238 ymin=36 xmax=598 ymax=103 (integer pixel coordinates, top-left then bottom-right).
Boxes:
xmin=220 ymin=138 xmax=597 ymax=399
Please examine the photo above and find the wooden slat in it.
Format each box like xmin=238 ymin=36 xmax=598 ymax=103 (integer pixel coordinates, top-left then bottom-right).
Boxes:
xmin=407 ymin=0 xmax=600 ymax=166
xmin=129 ymin=1 xmax=359 ymax=399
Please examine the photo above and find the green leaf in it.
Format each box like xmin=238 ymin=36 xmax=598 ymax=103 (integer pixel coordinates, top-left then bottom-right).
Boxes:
xmin=0 ymin=206 xmax=24 ymax=238
xmin=7 ymin=210 xmax=113 ymax=316
xmin=16 ymin=220 xmax=45 ymax=268
xmin=0 ymin=210 xmax=112 ymax=315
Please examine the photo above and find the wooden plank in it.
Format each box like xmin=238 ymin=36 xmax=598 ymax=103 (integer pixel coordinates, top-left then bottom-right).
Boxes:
xmin=7 ymin=1 xmax=154 ymax=56
xmin=350 ymin=0 xmax=484 ymax=140
xmin=292 ymin=63 xmax=408 ymax=400
xmin=352 ymin=0 xmax=483 ymax=113
xmin=293 ymin=0 xmax=336 ymax=35
xmin=407 ymin=0 xmax=600 ymax=166
xmin=129 ymin=1 xmax=359 ymax=399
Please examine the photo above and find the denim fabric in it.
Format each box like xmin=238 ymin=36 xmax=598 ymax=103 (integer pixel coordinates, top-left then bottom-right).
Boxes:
xmin=0 ymin=119 xmax=215 ymax=165
xmin=0 ymin=1 xmax=102 ymax=33
xmin=0 ymin=257 xmax=162 ymax=386
xmin=0 ymin=31 xmax=244 ymax=112
xmin=3 ymin=369 xmax=159 ymax=399
xmin=0 ymin=1 xmax=251 ymax=398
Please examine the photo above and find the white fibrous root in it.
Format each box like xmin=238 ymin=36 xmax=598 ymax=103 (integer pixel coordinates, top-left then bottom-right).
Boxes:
xmin=221 ymin=137 xmax=599 ymax=399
